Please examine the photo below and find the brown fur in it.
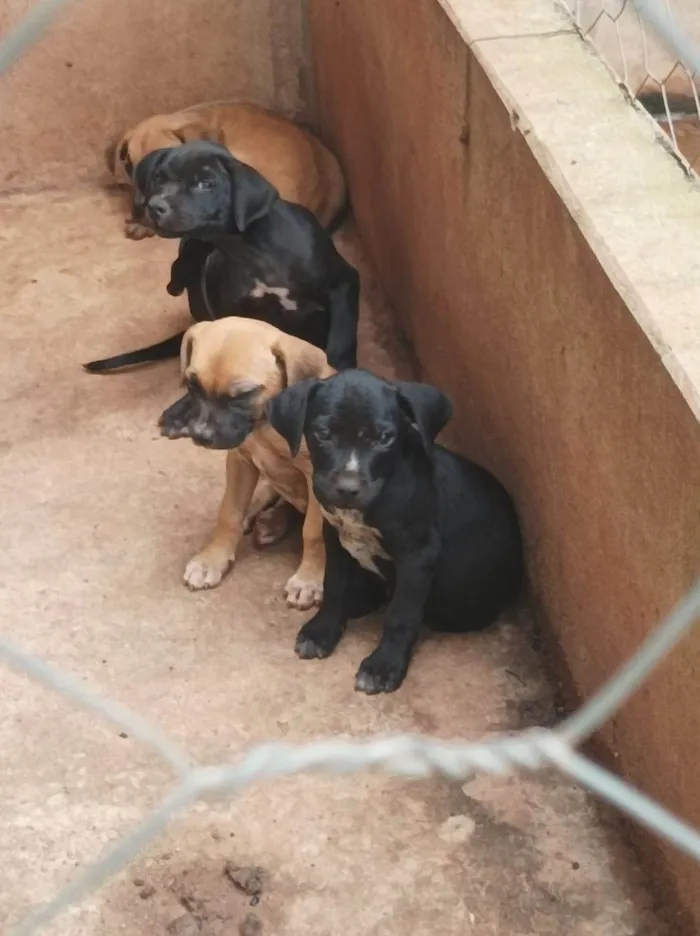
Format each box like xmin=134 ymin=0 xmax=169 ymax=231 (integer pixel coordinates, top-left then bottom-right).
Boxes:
xmin=106 ymin=101 xmax=347 ymax=239
xmin=179 ymin=318 xmax=335 ymax=610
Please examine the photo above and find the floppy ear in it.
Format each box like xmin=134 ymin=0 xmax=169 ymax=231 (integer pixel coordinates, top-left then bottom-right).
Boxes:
xmin=266 ymin=379 xmax=319 ymax=457
xmin=131 ymin=149 xmax=167 ymax=204
xmin=224 ymin=156 xmax=279 ymax=231
xmin=179 ymin=326 xmax=197 ymax=376
xmin=271 ymin=334 xmax=328 ymax=388
xmin=394 ymin=380 xmax=453 ymax=452
xmin=171 ymin=120 xmax=211 ymax=144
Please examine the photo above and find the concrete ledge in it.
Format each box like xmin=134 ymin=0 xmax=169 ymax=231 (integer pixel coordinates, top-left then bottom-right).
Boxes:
xmin=309 ymin=0 xmax=700 ymax=929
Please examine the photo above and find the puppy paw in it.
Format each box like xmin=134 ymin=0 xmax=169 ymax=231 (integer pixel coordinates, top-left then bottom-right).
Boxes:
xmin=166 ymin=280 xmax=185 ymax=297
xmin=183 ymin=553 xmax=233 ymax=590
xmin=125 ymin=218 xmax=154 ymax=240
xmin=294 ymin=616 xmax=343 ymax=660
xmin=252 ymin=502 xmax=290 ymax=548
xmin=355 ymin=648 xmax=410 ymax=695
xmin=284 ymin=573 xmax=323 ymax=610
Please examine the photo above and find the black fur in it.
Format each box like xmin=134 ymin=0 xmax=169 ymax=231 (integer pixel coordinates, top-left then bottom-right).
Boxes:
xmin=267 ymin=369 xmax=524 ymax=694
xmin=84 ymin=141 xmax=358 ymax=373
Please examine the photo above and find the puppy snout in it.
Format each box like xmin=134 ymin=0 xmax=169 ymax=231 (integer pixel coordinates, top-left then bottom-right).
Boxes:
xmin=191 ymin=421 xmax=215 ymax=446
xmin=334 ymin=472 xmax=362 ymax=500
xmin=147 ymin=195 xmax=170 ymax=223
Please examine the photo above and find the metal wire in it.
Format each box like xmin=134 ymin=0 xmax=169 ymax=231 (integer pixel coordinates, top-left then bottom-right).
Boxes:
xmin=558 ymin=0 xmax=700 ymax=173
xmin=2 ymin=1 xmax=700 ymax=934
xmin=0 ymin=0 xmax=79 ymax=74
xmin=2 ymin=582 xmax=699 ymax=936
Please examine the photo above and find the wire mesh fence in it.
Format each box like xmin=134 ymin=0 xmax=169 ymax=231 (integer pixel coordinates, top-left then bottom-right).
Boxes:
xmin=1 ymin=0 xmax=700 ymax=934
xmin=558 ymin=0 xmax=700 ymax=173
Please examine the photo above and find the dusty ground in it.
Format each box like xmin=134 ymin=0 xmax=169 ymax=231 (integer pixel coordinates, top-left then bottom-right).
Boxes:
xmin=0 ymin=184 xmax=664 ymax=935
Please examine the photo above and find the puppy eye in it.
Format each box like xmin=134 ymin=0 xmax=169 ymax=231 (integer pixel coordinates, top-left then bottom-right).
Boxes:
xmin=314 ymin=426 xmax=331 ymax=442
xmin=377 ymin=429 xmax=394 ymax=445
xmin=195 ymin=178 xmax=214 ymax=191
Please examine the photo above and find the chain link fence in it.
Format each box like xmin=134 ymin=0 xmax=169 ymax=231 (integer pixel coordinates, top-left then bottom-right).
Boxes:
xmin=558 ymin=0 xmax=700 ymax=172
xmin=2 ymin=1 xmax=700 ymax=934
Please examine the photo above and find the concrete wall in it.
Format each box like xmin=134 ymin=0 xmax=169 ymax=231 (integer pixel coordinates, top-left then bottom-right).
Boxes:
xmin=309 ymin=0 xmax=700 ymax=929
xmin=0 ymin=0 xmax=310 ymax=191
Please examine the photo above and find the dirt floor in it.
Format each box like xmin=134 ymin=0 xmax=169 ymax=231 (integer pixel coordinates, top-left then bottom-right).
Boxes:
xmin=0 ymin=183 xmax=665 ymax=935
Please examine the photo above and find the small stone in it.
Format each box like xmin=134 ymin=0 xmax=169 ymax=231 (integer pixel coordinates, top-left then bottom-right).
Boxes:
xmin=119 ymin=732 xmax=128 ymax=739
xmin=211 ymin=829 xmax=222 ymax=842
xmin=166 ymin=915 xmax=201 ymax=936
xmin=239 ymin=912 xmax=263 ymax=936
xmin=224 ymin=864 xmax=268 ymax=897
xmin=139 ymin=885 xmax=156 ymax=899
xmin=180 ymin=894 xmax=205 ymax=917
xmin=132 ymin=878 xmax=145 ymax=887
xmin=250 ymin=895 xmax=259 ymax=907
xmin=571 ymin=861 xmax=580 ymax=870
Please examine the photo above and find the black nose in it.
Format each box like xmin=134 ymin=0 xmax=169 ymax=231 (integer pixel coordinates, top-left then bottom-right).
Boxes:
xmin=147 ymin=196 xmax=169 ymax=221
xmin=191 ymin=424 xmax=215 ymax=446
xmin=335 ymin=474 xmax=361 ymax=498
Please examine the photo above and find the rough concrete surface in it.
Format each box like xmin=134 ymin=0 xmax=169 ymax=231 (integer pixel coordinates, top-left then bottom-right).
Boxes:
xmin=0 ymin=183 xmax=664 ymax=935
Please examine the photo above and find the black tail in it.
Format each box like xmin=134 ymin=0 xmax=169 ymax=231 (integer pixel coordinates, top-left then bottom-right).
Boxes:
xmin=83 ymin=332 xmax=185 ymax=373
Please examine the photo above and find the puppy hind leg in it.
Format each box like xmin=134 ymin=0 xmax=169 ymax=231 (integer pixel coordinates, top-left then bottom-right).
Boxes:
xmin=241 ymin=479 xmax=291 ymax=547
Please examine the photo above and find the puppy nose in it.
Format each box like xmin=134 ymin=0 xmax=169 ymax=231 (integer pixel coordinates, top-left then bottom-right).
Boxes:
xmin=335 ymin=473 xmax=361 ymax=498
xmin=191 ymin=422 xmax=214 ymax=445
xmin=147 ymin=196 xmax=169 ymax=221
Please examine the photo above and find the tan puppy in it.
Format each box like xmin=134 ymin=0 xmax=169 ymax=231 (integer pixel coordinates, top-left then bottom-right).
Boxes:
xmin=158 ymin=318 xmax=335 ymax=610
xmin=106 ymin=102 xmax=347 ymax=239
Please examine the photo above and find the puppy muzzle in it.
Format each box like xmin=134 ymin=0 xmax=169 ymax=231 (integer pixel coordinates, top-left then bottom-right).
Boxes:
xmin=317 ymin=470 xmax=378 ymax=510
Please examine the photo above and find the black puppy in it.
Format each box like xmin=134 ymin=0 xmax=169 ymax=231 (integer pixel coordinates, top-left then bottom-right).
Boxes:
xmin=267 ymin=369 xmax=524 ymax=694
xmin=84 ymin=141 xmax=359 ymax=373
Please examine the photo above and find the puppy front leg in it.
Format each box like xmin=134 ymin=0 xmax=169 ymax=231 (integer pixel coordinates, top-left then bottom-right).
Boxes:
xmin=294 ymin=521 xmax=354 ymax=659
xmin=167 ymin=239 xmax=213 ymax=297
xmin=355 ymin=532 xmax=440 ymax=694
xmin=284 ymin=494 xmax=325 ymax=611
xmin=183 ymin=451 xmax=259 ymax=590
xmin=324 ymin=268 xmax=359 ymax=370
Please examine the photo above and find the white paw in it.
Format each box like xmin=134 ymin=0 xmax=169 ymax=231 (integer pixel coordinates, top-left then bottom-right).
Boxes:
xmin=183 ymin=555 xmax=232 ymax=591
xmin=284 ymin=574 xmax=323 ymax=610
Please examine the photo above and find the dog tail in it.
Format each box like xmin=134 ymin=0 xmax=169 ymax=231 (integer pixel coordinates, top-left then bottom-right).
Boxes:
xmin=83 ymin=332 xmax=185 ymax=373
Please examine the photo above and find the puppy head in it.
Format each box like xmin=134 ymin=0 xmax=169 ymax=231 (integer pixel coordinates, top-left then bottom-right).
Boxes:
xmin=158 ymin=319 xmax=329 ymax=450
xmin=105 ymin=113 xmax=218 ymax=187
xmin=129 ymin=140 xmax=278 ymax=238
xmin=267 ymin=370 xmax=453 ymax=510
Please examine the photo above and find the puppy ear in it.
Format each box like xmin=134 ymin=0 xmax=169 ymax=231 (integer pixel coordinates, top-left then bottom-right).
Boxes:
xmin=271 ymin=334 xmax=327 ymax=388
xmin=394 ymin=381 xmax=453 ymax=452
xmin=171 ymin=120 xmax=210 ymax=144
xmin=225 ymin=157 xmax=279 ymax=232
xmin=132 ymin=149 xmax=167 ymax=203
xmin=180 ymin=327 xmax=197 ymax=376
xmin=266 ymin=379 xmax=319 ymax=457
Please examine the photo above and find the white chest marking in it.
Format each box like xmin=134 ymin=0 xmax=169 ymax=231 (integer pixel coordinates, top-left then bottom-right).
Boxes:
xmin=250 ymin=279 xmax=298 ymax=311
xmin=321 ymin=507 xmax=390 ymax=577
